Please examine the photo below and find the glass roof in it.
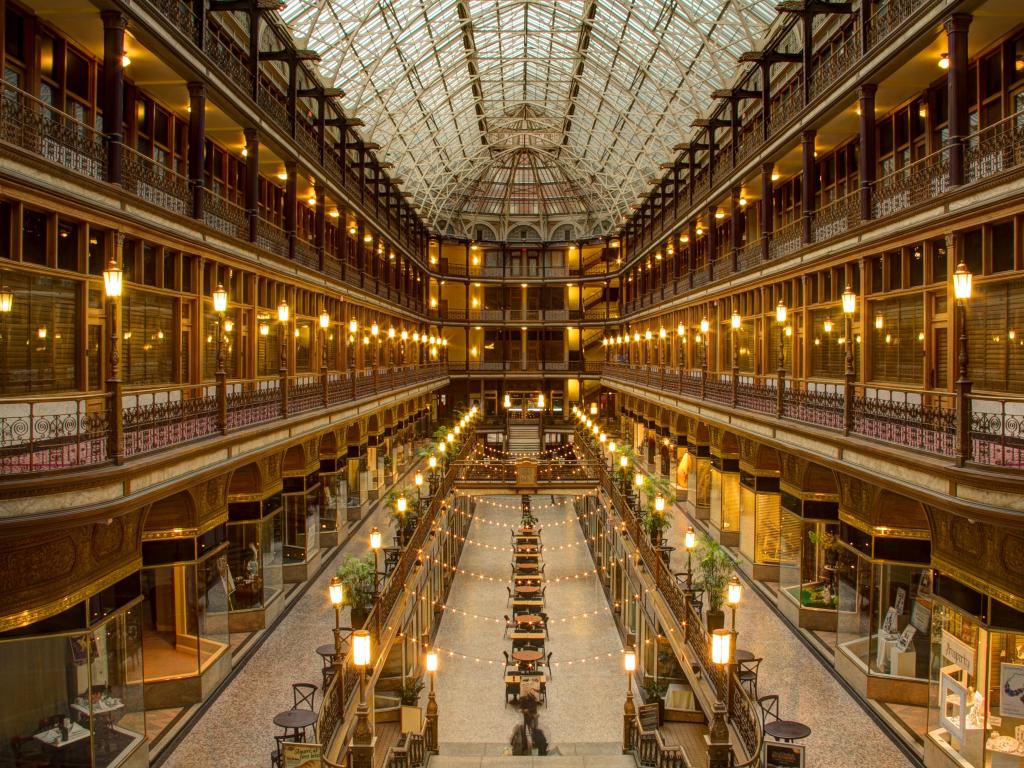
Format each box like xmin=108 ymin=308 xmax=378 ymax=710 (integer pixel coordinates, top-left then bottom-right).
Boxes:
xmin=281 ymin=0 xmax=779 ymax=239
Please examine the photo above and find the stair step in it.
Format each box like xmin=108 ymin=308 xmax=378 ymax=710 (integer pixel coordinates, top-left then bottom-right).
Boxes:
xmin=432 ymin=743 xmax=629 ymax=764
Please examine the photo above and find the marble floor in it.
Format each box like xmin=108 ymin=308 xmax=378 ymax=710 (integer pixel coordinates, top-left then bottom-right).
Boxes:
xmin=430 ymin=495 xmax=625 ymax=752
xmin=161 ymin=468 xmax=420 ymax=768
xmin=645 ymin=470 xmax=916 ymax=768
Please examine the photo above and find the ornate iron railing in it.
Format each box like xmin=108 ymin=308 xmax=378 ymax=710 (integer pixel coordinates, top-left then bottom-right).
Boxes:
xmin=811 ymin=190 xmax=861 ymax=242
xmin=866 ymin=0 xmax=930 ymax=50
xmin=202 ymin=189 xmax=249 ymax=241
xmin=0 ymin=396 xmax=109 ymax=473
xmin=123 ymin=387 xmax=218 ymax=456
xmin=809 ymin=32 xmax=862 ymax=102
xmin=968 ymin=394 xmax=1024 ymax=469
xmin=203 ymin=29 xmax=253 ymax=94
xmin=965 ymin=110 xmax=1024 ymax=184
xmin=872 ymin=147 xmax=950 ymax=219
xmin=782 ymin=381 xmax=845 ymax=429
xmin=121 ymin=144 xmax=191 ymax=216
xmin=851 ymin=385 xmax=956 ymax=457
xmin=768 ymin=220 xmax=802 ymax=260
xmin=0 ymin=82 xmax=106 ymax=180
xmin=256 ymin=217 xmax=289 ymax=258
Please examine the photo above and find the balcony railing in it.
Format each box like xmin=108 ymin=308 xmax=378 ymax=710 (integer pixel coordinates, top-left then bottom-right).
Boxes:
xmin=0 ymin=82 xmax=106 ymax=181
xmin=121 ymin=144 xmax=192 ymax=216
xmin=0 ymin=364 xmax=447 ymax=475
xmin=811 ymin=190 xmax=860 ymax=242
xmin=965 ymin=111 xmax=1024 ymax=185
xmin=872 ymin=147 xmax=950 ymax=219
xmin=601 ymin=363 xmax=1019 ymax=471
xmin=202 ymin=189 xmax=249 ymax=241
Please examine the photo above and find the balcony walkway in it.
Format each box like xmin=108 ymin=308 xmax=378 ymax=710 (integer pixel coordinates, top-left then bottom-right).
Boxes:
xmin=160 ymin=462 xmax=426 ymax=768
xmin=429 ymin=494 xmax=623 ymax=753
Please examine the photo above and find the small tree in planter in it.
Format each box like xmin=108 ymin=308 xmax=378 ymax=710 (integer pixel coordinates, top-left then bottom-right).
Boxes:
xmin=336 ymin=554 xmax=376 ymax=628
xmin=641 ymin=677 xmax=669 ymax=725
xmin=399 ymin=677 xmax=426 ymax=732
xmin=639 ymin=473 xmax=674 ymax=545
xmin=381 ymin=452 xmax=394 ymax=482
xmin=696 ymin=535 xmax=735 ymax=631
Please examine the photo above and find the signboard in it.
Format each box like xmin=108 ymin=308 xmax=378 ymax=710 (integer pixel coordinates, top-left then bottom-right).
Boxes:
xmin=942 ymin=631 xmax=976 ymax=675
xmin=1000 ymin=663 xmax=1024 ymax=718
xmin=515 ymin=460 xmax=538 ymax=490
xmin=896 ymin=625 xmax=917 ymax=653
xmin=894 ymin=587 xmax=907 ymax=615
xmin=939 ymin=673 xmax=967 ymax=741
xmin=881 ymin=607 xmax=899 ymax=635
xmin=910 ymin=601 xmax=931 ymax=633
xmin=763 ymin=741 xmax=805 ymax=768
xmin=283 ymin=742 xmax=322 ymax=768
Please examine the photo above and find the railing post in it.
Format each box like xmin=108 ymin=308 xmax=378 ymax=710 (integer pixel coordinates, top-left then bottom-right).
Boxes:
xmin=844 ymin=371 xmax=855 ymax=435
xmin=776 ymin=371 xmax=785 ymax=419
xmin=216 ymin=371 xmax=228 ymax=434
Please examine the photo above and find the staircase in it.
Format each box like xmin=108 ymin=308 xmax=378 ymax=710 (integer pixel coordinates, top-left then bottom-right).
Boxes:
xmin=427 ymin=743 xmax=631 ymax=767
xmin=507 ymin=420 xmax=542 ymax=454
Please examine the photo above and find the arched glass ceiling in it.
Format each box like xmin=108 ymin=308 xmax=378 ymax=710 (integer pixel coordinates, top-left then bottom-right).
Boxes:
xmin=281 ymin=0 xmax=779 ymax=239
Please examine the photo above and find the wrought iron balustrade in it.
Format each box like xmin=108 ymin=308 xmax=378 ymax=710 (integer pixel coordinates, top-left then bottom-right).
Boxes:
xmin=121 ymin=144 xmax=191 ymax=215
xmin=0 ymin=396 xmax=110 ymax=473
xmin=202 ymin=189 xmax=249 ymax=241
xmin=122 ymin=386 xmax=218 ymax=456
xmin=872 ymin=148 xmax=950 ymax=219
xmin=965 ymin=111 xmax=1024 ymax=184
xmin=811 ymin=190 xmax=861 ymax=242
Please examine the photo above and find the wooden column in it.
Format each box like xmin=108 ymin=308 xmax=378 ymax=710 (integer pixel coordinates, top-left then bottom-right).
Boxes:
xmin=187 ymin=82 xmax=206 ymax=220
xmin=244 ymin=128 xmax=259 ymax=243
xmin=284 ymin=160 xmax=297 ymax=260
xmin=858 ymin=84 xmax=877 ymax=221
xmin=946 ymin=14 xmax=972 ymax=186
xmin=760 ymin=163 xmax=774 ymax=262
xmin=101 ymin=12 xmax=127 ymax=185
xmin=800 ymin=129 xmax=817 ymax=245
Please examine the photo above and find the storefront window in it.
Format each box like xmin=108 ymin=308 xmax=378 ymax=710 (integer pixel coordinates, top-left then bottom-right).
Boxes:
xmin=837 ymin=546 xmax=871 ymax=667
xmin=0 ymin=604 xmax=146 ymax=768
xmin=225 ymin=495 xmax=283 ymax=612
xmin=928 ymin=603 xmax=1024 ymax=766
xmin=868 ymin=564 xmax=931 ymax=680
xmin=283 ymin=474 xmax=321 ymax=565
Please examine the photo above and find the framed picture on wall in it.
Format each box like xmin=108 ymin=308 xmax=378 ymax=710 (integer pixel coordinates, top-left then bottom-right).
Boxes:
xmin=763 ymin=741 xmax=804 ymax=768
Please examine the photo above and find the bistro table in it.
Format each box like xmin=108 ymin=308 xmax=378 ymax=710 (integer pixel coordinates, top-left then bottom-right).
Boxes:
xmin=515 ymin=563 xmax=539 ymax=573
xmin=764 ymin=720 xmax=811 ymax=742
xmin=273 ymin=708 xmax=318 ymax=741
xmin=512 ymin=649 xmax=544 ymax=664
xmin=316 ymin=643 xmax=337 ymax=661
xmin=515 ymin=585 xmax=541 ymax=596
xmin=34 ymin=722 xmax=91 ymax=749
xmin=735 ymin=649 xmax=755 ymax=662
xmin=515 ymin=614 xmax=543 ymax=627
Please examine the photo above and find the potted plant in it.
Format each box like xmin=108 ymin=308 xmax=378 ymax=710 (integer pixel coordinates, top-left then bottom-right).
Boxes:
xmin=384 ymin=486 xmax=417 ymax=546
xmin=381 ymin=452 xmax=394 ymax=484
xmin=808 ymin=527 xmax=843 ymax=567
xmin=399 ymin=677 xmax=425 ymax=732
xmin=641 ymin=677 xmax=669 ymax=725
xmin=640 ymin=475 xmax=674 ymax=545
xmin=336 ymin=554 xmax=377 ymax=628
xmin=696 ymin=536 xmax=734 ymax=631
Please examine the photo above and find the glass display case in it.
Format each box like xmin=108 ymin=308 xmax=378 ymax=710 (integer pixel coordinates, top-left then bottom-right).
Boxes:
xmin=738 ymin=471 xmax=781 ymax=581
xmin=225 ymin=492 xmax=284 ymax=631
xmin=709 ymin=455 xmax=740 ymax=546
xmin=282 ymin=469 xmax=322 ymax=582
xmin=0 ymin=586 xmax=147 ymax=768
xmin=927 ymin=586 xmax=1024 ymax=768
xmin=140 ymin=528 xmax=230 ymax=705
xmin=319 ymin=455 xmax=347 ymax=547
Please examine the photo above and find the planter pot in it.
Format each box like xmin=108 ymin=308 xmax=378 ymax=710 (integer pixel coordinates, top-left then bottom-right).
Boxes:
xmin=705 ymin=609 xmax=725 ymax=631
xmin=351 ymin=605 xmax=370 ymax=629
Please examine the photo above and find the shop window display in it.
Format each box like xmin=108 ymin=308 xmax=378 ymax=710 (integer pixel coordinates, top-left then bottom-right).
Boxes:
xmin=283 ymin=473 xmax=321 ymax=565
xmin=929 ymin=603 xmax=1024 ymax=767
xmin=140 ymin=536 xmax=230 ymax=683
xmin=225 ymin=494 xmax=283 ymax=611
xmin=0 ymin=604 xmax=146 ymax=768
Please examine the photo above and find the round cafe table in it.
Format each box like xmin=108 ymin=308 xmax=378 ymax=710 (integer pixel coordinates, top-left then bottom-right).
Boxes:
xmin=516 ymin=563 xmax=539 ymax=572
xmin=515 ymin=614 xmax=543 ymax=626
xmin=273 ymin=707 xmax=317 ymax=741
xmin=315 ymin=643 xmax=336 ymax=660
xmin=512 ymin=650 xmax=544 ymax=664
xmin=516 ymin=585 xmax=540 ymax=596
xmin=764 ymin=720 xmax=811 ymax=743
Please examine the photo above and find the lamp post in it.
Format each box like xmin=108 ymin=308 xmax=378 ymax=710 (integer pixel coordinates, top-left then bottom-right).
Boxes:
xmin=351 ymin=630 xmax=374 ymax=768
xmin=425 ymin=649 xmax=439 ymax=752
xmin=369 ymin=526 xmax=382 ymax=594
xmin=730 ymin=310 xmax=740 ymax=406
xmin=414 ymin=471 xmax=424 ymax=514
xmin=278 ymin=297 xmax=290 ymax=415
xmin=633 ymin=471 xmax=644 ymax=514
xmin=103 ymin=258 xmax=124 ymax=463
xmin=0 ymin=285 xmax=11 ymax=386
xmin=842 ymin=284 xmax=857 ymax=433
xmin=619 ymin=454 xmax=629 ymax=496
xmin=700 ymin=317 xmax=709 ymax=398
xmin=953 ymin=260 xmax=973 ymax=465
xmin=213 ymin=284 xmax=228 ymax=432
xmin=683 ymin=526 xmax=696 ymax=590
xmin=320 ymin=307 xmax=330 ymax=396
xmin=707 ymin=629 xmax=733 ymax=768
xmin=622 ymin=644 xmax=637 ymax=752
xmin=726 ymin=574 xmax=742 ymax=635
xmin=776 ymin=300 xmax=787 ymax=416
xmin=328 ymin=576 xmax=349 ymax=693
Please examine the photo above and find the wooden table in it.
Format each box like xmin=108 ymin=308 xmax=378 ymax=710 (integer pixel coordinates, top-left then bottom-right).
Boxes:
xmin=273 ymin=708 xmax=317 ymax=740
xmin=34 ymin=722 xmax=90 ymax=749
xmin=316 ymin=643 xmax=337 ymax=661
xmin=512 ymin=650 xmax=544 ymax=663
xmin=735 ymin=649 xmax=755 ymax=662
xmin=515 ymin=563 xmax=539 ymax=573
xmin=515 ymin=585 xmax=540 ymax=596
xmin=514 ymin=552 xmax=540 ymax=560
xmin=505 ymin=673 xmax=547 ymax=684
xmin=510 ymin=630 xmax=545 ymax=643
xmin=515 ymin=614 xmax=543 ymax=626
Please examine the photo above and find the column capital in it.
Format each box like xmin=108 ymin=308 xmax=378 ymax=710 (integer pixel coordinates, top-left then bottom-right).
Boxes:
xmin=244 ymin=126 xmax=260 ymax=144
xmin=944 ymin=13 xmax=972 ymax=34
xmin=187 ymin=81 xmax=206 ymax=97
xmin=801 ymin=128 xmax=817 ymax=143
xmin=101 ymin=10 xmax=128 ymax=29
xmin=858 ymin=83 xmax=878 ymax=99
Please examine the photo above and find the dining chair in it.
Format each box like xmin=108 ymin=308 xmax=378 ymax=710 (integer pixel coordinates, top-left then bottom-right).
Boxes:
xmin=292 ymin=683 xmax=317 ymax=711
xmin=503 ymin=614 xmax=514 ymax=638
xmin=738 ymin=658 xmax=762 ymax=699
xmin=503 ymin=650 xmax=515 ymax=672
xmin=506 ymin=586 xmax=513 ymax=605
xmin=271 ymin=734 xmax=289 ymax=768
xmin=757 ymin=694 xmax=780 ymax=729
xmin=544 ymin=651 xmax=553 ymax=679
xmin=539 ymin=612 xmax=550 ymax=638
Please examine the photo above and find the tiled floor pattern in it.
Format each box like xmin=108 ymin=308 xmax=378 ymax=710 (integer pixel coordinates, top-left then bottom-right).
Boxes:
xmin=644 ymin=469 xmax=916 ymax=768
xmin=162 ymin=470 xmax=419 ymax=768
xmin=430 ymin=495 xmax=624 ymax=752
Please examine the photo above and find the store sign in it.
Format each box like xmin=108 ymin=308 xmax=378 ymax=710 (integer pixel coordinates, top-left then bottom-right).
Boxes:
xmin=763 ymin=741 xmax=805 ymax=768
xmin=942 ymin=631 xmax=976 ymax=675
xmin=283 ymin=742 xmax=322 ymax=768
xmin=1000 ymin=663 xmax=1024 ymax=718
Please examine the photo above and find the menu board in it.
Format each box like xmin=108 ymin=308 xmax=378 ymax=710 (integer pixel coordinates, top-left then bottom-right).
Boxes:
xmin=764 ymin=741 xmax=805 ymax=768
xmin=283 ymin=742 xmax=322 ymax=768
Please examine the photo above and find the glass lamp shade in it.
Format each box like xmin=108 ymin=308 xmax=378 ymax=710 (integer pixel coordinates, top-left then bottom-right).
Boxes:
xmin=731 ymin=311 xmax=741 ymax=330
xmin=590 ymin=402 xmax=598 ymax=415
xmin=776 ymin=300 xmax=787 ymax=324
xmin=700 ymin=318 xmax=710 ymax=334
xmin=277 ymin=299 xmax=290 ymax=323
xmin=388 ymin=327 xmax=395 ymax=339
xmin=371 ymin=323 xmax=379 ymax=337
xmin=504 ymin=394 xmax=511 ymax=408
xmin=644 ymin=330 xmax=652 ymax=341
xmin=537 ymin=394 xmax=545 ymax=408
xmin=454 ymin=426 xmax=461 ymax=436
xmin=0 ymin=286 xmax=12 ymax=313
xmin=599 ymin=433 xmax=607 ymax=443
xmin=438 ymin=442 xmax=446 ymax=453
xmin=446 ymin=432 xmax=454 ymax=443
xmin=684 ymin=526 xmax=696 ymax=550
xmin=353 ymin=630 xmax=371 ymax=667
xmin=711 ymin=628 xmax=732 ymax=665
xmin=842 ymin=285 xmax=856 ymax=315
xmin=397 ymin=497 xmax=407 ymax=514
xmin=328 ymin=576 xmax=344 ymax=607
xmin=369 ymin=527 xmax=382 ymax=551
xmin=953 ymin=261 xmax=973 ymax=301
xmin=655 ymin=495 xmax=665 ymax=512
xmin=414 ymin=472 xmax=423 ymax=487
xmin=259 ymin=322 xmax=270 ymax=337
xmin=428 ymin=456 xmax=437 ymax=470
xmin=727 ymin=574 xmax=743 ymax=607
xmin=426 ymin=650 xmax=438 ymax=673
xmin=608 ymin=441 xmax=617 ymax=454
xmin=634 ymin=472 xmax=644 ymax=488
xmin=677 ymin=323 xmax=685 ymax=336
xmin=659 ymin=327 xmax=667 ymax=339
xmin=320 ymin=310 xmax=330 ymax=329
xmin=620 ymin=455 xmax=629 ymax=468
xmin=349 ymin=319 xmax=359 ymax=334
xmin=213 ymin=284 xmax=228 ymax=314
xmin=592 ymin=425 xmax=599 ymax=436
xmin=624 ymin=649 xmax=637 ymax=672
xmin=103 ymin=259 xmax=123 ymax=298
xmin=633 ymin=332 xmax=640 ymax=342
